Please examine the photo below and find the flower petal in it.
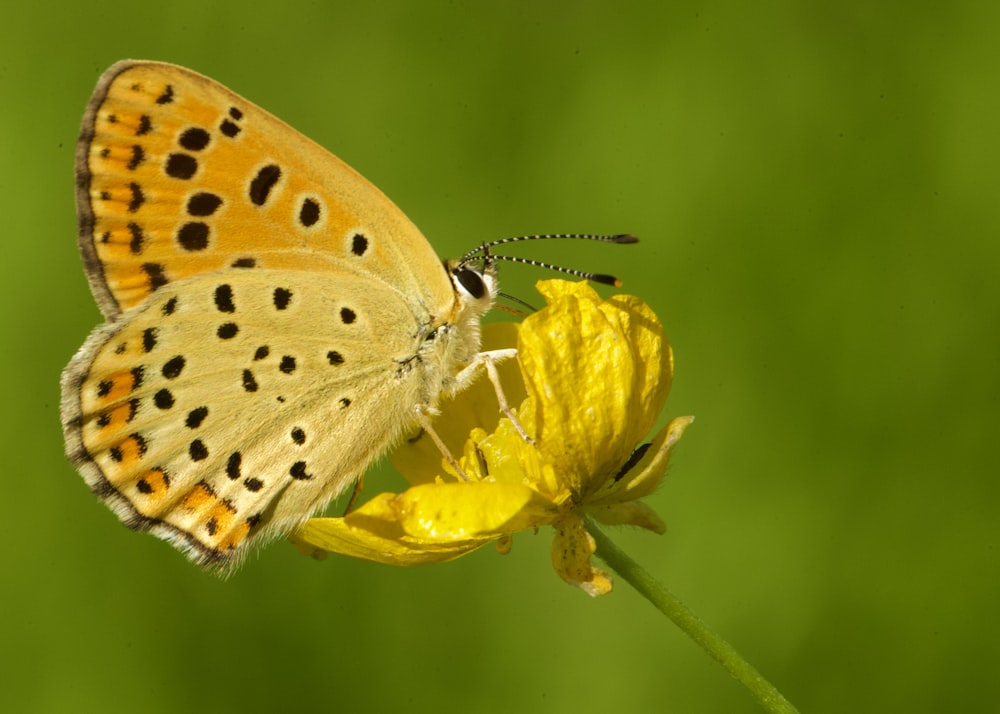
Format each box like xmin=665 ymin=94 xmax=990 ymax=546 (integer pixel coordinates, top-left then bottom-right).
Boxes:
xmin=291 ymin=481 xmax=561 ymax=567
xmin=518 ymin=281 xmax=673 ymax=497
xmin=393 ymin=482 xmax=561 ymax=540
xmin=291 ymin=494 xmax=489 ymax=566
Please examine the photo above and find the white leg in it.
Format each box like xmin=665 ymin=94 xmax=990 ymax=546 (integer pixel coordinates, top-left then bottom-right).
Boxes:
xmin=414 ymin=406 xmax=469 ymax=481
xmin=453 ymin=349 xmax=536 ymax=446
xmin=451 ymin=348 xmax=518 ymax=390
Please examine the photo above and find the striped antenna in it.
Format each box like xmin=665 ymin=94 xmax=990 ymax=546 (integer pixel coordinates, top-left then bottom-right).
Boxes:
xmin=459 ymin=233 xmax=638 ymax=287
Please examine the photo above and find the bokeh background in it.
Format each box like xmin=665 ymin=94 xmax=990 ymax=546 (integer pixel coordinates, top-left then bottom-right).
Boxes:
xmin=3 ymin=2 xmax=997 ymax=712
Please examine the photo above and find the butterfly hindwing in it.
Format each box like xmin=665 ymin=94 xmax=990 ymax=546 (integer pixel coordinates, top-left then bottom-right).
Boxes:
xmin=62 ymin=267 xmax=433 ymax=568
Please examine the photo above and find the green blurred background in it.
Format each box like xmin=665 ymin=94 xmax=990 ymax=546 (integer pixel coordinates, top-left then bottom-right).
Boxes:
xmin=3 ymin=2 xmax=997 ymax=712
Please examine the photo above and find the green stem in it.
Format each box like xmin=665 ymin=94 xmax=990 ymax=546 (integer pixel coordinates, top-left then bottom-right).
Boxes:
xmin=586 ymin=519 xmax=800 ymax=714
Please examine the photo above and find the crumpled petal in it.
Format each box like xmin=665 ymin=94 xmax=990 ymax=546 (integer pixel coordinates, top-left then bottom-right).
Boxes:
xmin=551 ymin=515 xmax=613 ymax=596
xmin=517 ymin=281 xmax=672 ymax=498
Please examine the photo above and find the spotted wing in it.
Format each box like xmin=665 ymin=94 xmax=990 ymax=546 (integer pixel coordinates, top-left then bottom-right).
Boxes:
xmin=61 ymin=267 xmax=428 ymax=569
xmin=76 ymin=60 xmax=453 ymax=319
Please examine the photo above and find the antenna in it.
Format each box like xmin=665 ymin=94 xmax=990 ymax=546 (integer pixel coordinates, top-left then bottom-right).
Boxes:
xmin=459 ymin=233 xmax=638 ymax=286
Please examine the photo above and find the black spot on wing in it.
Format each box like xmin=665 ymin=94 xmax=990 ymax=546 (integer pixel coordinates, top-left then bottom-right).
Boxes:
xmin=144 ymin=263 xmax=168 ymax=292
xmin=299 ymin=197 xmax=320 ymax=227
xmin=165 ymin=153 xmax=197 ymax=179
xmin=185 ymin=407 xmax=209 ymax=429
xmin=249 ymin=165 xmax=281 ymax=205
xmin=187 ymin=192 xmax=222 ymax=216
xmin=142 ymin=327 xmax=157 ymax=353
xmin=156 ymin=85 xmax=174 ymax=104
xmin=177 ymin=222 xmax=209 ymax=251
xmin=214 ymin=284 xmax=235 ymax=312
xmin=189 ymin=439 xmax=208 ymax=461
xmin=290 ymin=461 xmax=312 ymax=480
xmin=161 ymin=295 xmax=178 ymax=315
xmin=217 ymin=322 xmax=239 ymax=339
xmin=179 ymin=127 xmax=210 ymax=151
xmin=162 ymin=356 xmax=185 ymax=379
xmin=128 ymin=223 xmax=145 ymax=254
xmin=127 ymin=146 xmax=145 ymax=171
xmin=273 ymin=288 xmax=292 ymax=310
xmin=154 ymin=388 xmax=174 ymax=409
xmin=226 ymin=452 xmax=242 ymax=480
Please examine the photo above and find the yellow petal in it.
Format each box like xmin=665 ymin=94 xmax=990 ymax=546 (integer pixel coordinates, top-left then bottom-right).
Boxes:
xmin=551 ymin=515 xmax=613 ymax=596
xmin=518 ymin=281 xmax=673 ymax=497
xmin=605 ymin=293 xmax=674 ymax=438
xmin=291 ymin=480 xmax=561 ymax=567
xmin=291 ymin=494 xmax=489 ymax=566
xmin=393 ymin=482 xmax=561 ymax=540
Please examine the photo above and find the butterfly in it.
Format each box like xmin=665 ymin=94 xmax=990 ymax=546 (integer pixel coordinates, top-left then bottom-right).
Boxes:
xmin=61 ymin=60 xmax=633 ymax=572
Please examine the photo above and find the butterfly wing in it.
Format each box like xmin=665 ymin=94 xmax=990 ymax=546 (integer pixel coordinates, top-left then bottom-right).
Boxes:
xmin=64 ymin=61 xmax=496 ymax=570
xmin=75 ymin=60 xmax=453 ymax=319
xmin=62 ymin=268 xmax=432 ymax=568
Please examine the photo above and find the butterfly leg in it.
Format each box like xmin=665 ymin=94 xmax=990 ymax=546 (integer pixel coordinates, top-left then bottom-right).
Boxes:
xmin=341 ymin=473 xmax=366 ymax=515
xmin=414 ymin=407 xmax=471 ymax=481
xmin=455 ymin=349 xmax=536 ymax=446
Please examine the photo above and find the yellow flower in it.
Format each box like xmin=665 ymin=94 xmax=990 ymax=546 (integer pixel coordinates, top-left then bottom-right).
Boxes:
xmin=291 ymin=280 xmax=694 ymax=596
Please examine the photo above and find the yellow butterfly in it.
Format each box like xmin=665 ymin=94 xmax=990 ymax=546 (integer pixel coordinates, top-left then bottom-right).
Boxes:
xmin=61 ymin=60 xmax=632 ymax=571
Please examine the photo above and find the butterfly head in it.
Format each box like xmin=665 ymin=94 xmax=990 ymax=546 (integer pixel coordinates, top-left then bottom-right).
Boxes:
xmin=410 ymin=255 xmax=497 ymax=392
xmin=450 ymin=248 xmax=498 ymax=300
xmin=443 ymin=252 xmax=498 ymax=332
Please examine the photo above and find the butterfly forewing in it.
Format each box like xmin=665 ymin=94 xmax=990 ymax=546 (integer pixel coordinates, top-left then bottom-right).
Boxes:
xmin=76 ymin=60 xmax=453 ymax=318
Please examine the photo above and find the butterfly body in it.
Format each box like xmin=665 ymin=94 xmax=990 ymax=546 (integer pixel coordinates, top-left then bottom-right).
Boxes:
xmin=62 ymin=61 xmax=494 ymax=568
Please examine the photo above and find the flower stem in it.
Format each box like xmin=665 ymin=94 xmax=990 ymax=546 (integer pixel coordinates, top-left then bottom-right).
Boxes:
xmin=586 ymin=519 xmax=800 ymax=714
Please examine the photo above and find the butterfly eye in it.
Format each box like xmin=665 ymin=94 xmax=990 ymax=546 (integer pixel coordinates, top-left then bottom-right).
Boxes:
xmin=453 ymin=267 xmax=487 ymax=299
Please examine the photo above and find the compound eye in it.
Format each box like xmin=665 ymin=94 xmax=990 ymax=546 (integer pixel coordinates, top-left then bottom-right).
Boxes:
xmin=453 ymin=268 xmax=487 ymax=299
